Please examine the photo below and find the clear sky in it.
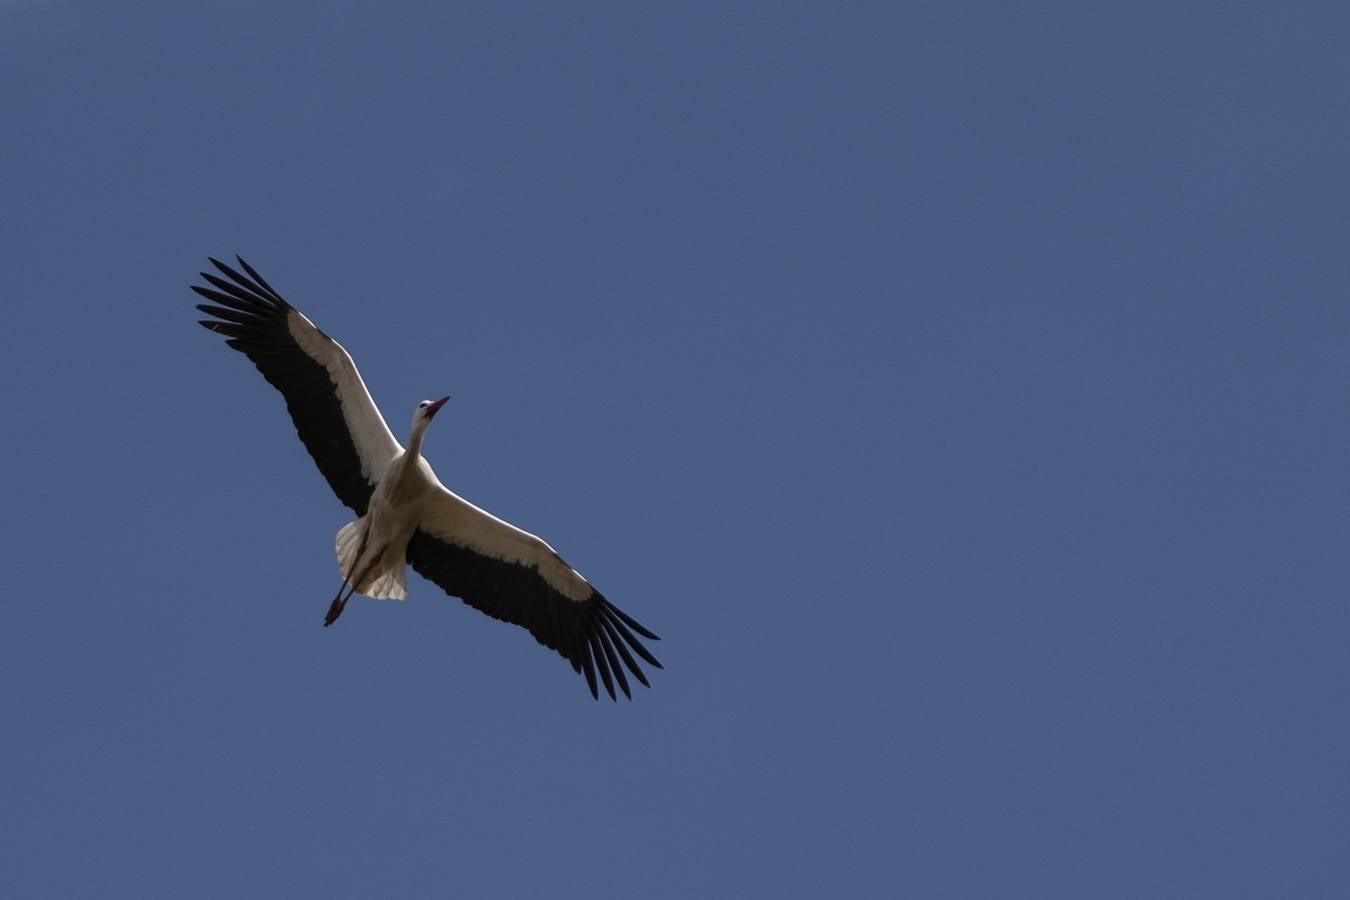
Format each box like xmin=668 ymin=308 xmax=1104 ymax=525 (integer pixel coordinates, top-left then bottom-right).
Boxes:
xmin=3 ymin=3 xmax=1348 ymax=897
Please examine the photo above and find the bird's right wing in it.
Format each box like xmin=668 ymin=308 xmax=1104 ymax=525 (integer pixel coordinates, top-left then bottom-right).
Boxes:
xmin=407 ymin=480 xmax=662 ymax=700
xmin=192 ymin=256 xmax=403 ymax=516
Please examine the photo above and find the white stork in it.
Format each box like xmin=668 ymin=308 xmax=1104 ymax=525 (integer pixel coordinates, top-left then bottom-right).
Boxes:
xmin=192 ymin=256 xmax=661 ymax=700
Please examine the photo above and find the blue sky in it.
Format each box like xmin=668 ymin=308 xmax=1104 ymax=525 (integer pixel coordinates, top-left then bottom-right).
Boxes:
xmin=3 ymin=3 xmax=1348 ymax=897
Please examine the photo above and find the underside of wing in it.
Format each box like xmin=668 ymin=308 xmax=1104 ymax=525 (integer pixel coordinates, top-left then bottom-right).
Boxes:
xmin=192 ymin=256 xmax=402 ymax=515
xmin=407 ymin=486 xmax=661 ymax=700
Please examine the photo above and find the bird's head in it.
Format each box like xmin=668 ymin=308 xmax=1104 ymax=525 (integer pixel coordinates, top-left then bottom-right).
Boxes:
xmin=413 ymin=395 xmax=451 ymax=431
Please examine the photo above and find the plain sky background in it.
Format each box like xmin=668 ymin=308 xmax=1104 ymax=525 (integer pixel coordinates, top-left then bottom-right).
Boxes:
xmin=3 ymin=2 xmax=1348 ymax=897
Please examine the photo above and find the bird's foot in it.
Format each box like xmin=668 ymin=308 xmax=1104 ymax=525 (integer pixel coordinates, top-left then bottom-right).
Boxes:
xmin=323 ymin=595 xmax=347 ymax=627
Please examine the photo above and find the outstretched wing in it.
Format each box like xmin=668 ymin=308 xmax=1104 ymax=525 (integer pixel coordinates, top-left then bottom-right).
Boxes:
xmin=407 ymin=482 xmax=662 ymax=700
xmin=192 ymin=256 xmax=402 ymax=515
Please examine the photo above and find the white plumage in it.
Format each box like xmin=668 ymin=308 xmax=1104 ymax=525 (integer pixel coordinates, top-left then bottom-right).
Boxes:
xmin=193 ymin=256 xmax=661 ymax=700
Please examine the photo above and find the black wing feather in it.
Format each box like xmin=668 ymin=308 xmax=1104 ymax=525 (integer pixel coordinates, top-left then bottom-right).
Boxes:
xmin=192 ymin=256 xmax=377 ymax=515
xmin=594 ymin=624 xmax=630 ymax=699
xmin=598 ymin=615 xmax=649 ymax=688
xmin=405 ymin=530 xmax=662 ymax=701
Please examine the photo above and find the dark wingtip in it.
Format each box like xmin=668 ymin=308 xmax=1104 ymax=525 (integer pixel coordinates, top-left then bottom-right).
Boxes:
xmin=598 ymin=615 xmax=650 ymax=689
xmin=206 ymin=255 xmax=277 ymax=305
xmin=235 ymin=255 xmax=287 ymax=306
xmin=602 ymin=598 xmax=661 ymax=641
xmin=595 ymin=624 xmax=632 ymax=699
xmin=600 ymin=605 xmax=663 ymax=670
xmin=588 ymin=631 xmax=617 ymax=701
xmin=576 ymin=637 xmax=599 ymax=699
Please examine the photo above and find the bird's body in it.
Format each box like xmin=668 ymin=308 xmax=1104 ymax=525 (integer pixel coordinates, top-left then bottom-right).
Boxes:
xmin=334 ymin=447 xmax=431 ymax=603
xmin=192 ymin=256 xmax=660 ymax=699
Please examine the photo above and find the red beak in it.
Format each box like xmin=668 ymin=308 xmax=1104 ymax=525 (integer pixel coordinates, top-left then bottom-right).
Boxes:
xmin=427 ymin=395 xmax=451 ymax=417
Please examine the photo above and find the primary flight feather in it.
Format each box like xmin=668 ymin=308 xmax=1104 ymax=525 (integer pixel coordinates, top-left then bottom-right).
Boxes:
xmin=192 ymin=256 xmax=661 ymax=700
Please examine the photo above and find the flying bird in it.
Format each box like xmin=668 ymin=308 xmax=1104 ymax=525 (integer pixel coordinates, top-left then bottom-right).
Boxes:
xmin=192 ymin=256 xmax=660 ymax=700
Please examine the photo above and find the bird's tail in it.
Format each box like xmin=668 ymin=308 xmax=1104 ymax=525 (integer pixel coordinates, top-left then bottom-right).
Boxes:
xmin=335 ymin=519 xmax=407 ymax=601
xmin=335 ymin=519 xmax=365 ymax=582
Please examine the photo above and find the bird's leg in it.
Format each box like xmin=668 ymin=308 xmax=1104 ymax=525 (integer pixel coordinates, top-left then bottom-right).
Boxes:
xmin=324 ymin=529 xmax=371 ymax=627
xmin=322 ymin=543 xmax=387 ymax=628
xmin=323 ymin=575 xmax=354 ymax=627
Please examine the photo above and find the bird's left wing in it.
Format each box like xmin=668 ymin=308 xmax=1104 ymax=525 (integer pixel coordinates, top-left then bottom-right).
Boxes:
xmin=407 ymin=481 xmax=662 ymax=700
xmin=192 ymin=256 xmax=402 ymax=515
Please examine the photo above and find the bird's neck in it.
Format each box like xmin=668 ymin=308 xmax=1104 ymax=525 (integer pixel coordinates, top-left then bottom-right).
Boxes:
xmin=405 ymin=424 xmax=428 ymax=458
